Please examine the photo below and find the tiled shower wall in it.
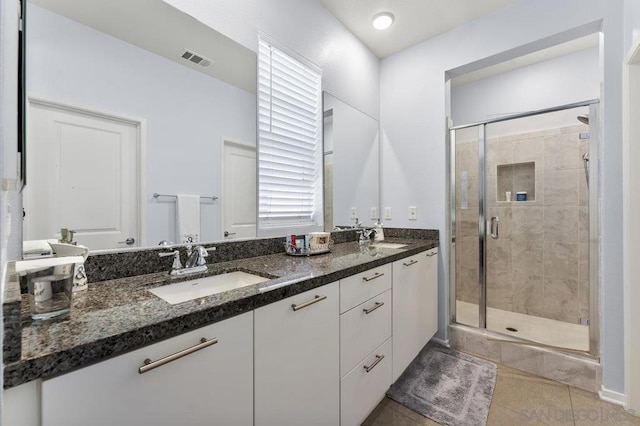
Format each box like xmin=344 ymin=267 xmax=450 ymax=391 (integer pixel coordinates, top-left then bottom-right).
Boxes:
xmin=456 ymin=124 xmax=589 ymax=324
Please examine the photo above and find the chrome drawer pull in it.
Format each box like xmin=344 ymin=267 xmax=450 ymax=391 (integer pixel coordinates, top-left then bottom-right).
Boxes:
xmin=363 ymin=301 xmax=384 ymax=315
xmin=364 ymin=354 xmax=385 ymax=373
xmin=291 ymin=294 xmax=327 ymax=311
xmin=426 ymin=251 xmax=438 ymax=257
xmin=403 ymin=259 xmax=418 ymax=267
xmin=362 ymin=272 xmax=384 ymax=282
xmin=139 ymin=337 xmax=218 ymax=374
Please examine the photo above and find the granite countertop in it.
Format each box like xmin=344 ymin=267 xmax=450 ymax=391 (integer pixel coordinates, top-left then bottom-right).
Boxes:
xmin=3 ymin=237 xmax=437 ymax=389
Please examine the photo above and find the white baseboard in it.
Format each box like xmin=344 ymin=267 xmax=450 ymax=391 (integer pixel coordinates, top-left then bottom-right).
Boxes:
xmin=599 ymin=386 xmax=625 ymax=406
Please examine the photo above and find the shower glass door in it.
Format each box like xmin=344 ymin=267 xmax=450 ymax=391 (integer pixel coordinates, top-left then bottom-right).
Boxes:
xmin=451 ymin=102 xmax=598 ymax=355
xmin=484 ymin=106 xmax=591 ymax=352
xmin=452 ymin=125 xmax=482 ymax=328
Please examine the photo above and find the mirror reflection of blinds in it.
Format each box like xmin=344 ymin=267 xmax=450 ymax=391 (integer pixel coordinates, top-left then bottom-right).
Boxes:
xmin=258 ymin=39 xmax=321 ymax=226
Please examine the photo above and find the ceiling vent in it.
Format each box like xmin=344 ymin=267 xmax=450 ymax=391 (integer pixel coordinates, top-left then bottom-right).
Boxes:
xmin=179 ymin=49 xmax=213 ymax=67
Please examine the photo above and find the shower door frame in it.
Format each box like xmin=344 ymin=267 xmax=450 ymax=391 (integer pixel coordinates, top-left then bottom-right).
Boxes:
xmin=448 ymin=99 xmax=601 ymax=359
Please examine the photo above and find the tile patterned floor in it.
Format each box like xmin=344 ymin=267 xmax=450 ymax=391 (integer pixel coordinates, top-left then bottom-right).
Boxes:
xmin=363 ymin=364 xmax=640 ymax=426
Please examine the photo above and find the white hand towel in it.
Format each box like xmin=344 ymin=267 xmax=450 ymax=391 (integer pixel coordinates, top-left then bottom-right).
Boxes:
xmin=176 ymin=194 xmax=200 ymax=243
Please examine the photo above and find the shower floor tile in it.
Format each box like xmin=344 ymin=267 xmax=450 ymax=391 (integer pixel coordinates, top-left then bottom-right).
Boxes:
xmin=456 ymin=300 xmax=589 ymax=352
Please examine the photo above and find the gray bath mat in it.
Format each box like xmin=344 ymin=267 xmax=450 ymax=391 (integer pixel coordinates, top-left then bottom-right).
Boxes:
xmin=387 ymin=342 xmax=497 ymax=426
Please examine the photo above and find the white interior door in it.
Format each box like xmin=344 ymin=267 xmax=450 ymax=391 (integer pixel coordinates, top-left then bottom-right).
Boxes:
xmin=222 ymin=141 xmax=256 ymax=239
xmin=25 ymin=100 xmax=140 ymax=250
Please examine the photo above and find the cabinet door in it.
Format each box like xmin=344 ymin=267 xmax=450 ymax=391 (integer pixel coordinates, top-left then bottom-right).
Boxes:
xmin=340 ymin=289 xmax=391 ymax=377
xmin=255 ymin=281 xmax=339 ymax=426
xmin=423 ymin=249 xmax=439 ymax=340
xmin=3 ymin=381 xmax=40 ymax=426
xmin=392 ymin=249 xmax=438 ymax=382
xmin=340 ymin=263 xmax=391 ymax=313
xmin=341 ymin=338 xmax=392 ymax=426
xmin=42 ymin=312 xmax=254 ymax=426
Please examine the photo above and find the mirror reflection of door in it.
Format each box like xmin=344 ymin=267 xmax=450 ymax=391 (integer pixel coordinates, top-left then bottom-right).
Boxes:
xmin=25 ymin=100 xmax=142 ymax=250
xmin=222 ymin=140 xmax=256 ymax=239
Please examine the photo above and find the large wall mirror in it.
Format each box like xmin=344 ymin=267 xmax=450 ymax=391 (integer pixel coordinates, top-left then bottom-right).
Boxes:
xmin=323 ymin=93 xmax=380 ymax=231
xmin=22 ymin=0 xmax=381 ymax=253
xmin=24 ymin=0 xmax=256 ymax=251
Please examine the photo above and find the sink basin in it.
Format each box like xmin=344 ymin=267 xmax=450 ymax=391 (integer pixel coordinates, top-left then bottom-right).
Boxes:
xmin=371 ymin=242 xmax=408 ymax=249
xmin=149 ymin=271 xmax=271 ymax=305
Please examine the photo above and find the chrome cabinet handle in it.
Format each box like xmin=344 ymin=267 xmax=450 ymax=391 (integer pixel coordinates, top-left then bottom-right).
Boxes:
xmin=426 ymin=251 xmax=438 ymax=257
xmin=362 ymin=272 xmax=384 ymax=282
xmin=119 ymin=237 xmax=135 ymax=245
xmin=224 ymin=231 xmax=236 ymax=237
xmin=364 ymin=354 xmax=385 ymax=373
xmin=363 ymin=301 xmax=384 ymax=315
xmin=403 ymin=259 xmax=418 ymax=267
xmin=291 ymin=294 xmax=327 ymax=311
xmin=490 ymin=216 xmax=499 ymax=239
xmin=138 ymin=337 xmax=218 ymax=374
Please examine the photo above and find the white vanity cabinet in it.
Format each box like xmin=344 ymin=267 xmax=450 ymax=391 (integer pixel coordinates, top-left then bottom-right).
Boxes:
xmin=392 ymin=248 xmax=439 ymax=382
xmin=254 ymin=281 xmax=340 ymax=426
xmin=41 ymin=311 xmax=254 ymax=426
xmin=339 ymin=263 xmax=393 ymax=426
xmin=14 ymin=246 xmax=440 ymax=426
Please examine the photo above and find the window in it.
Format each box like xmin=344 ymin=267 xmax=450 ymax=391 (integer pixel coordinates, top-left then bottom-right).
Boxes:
xmin=257 ymin=38 xmax=323 ymax=235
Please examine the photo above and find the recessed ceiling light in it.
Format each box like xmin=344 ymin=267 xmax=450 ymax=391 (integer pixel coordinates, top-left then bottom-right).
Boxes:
xmin=372 ymin=12 xmax=394 ymax=30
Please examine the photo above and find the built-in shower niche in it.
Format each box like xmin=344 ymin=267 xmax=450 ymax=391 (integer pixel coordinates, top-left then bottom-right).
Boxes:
xmin=496 ymin=161 xmax=535 ymax=202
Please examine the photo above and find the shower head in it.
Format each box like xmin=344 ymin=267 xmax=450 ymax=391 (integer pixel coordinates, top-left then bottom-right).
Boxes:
xmin=577 ymin=114 xmax=590 ymax=125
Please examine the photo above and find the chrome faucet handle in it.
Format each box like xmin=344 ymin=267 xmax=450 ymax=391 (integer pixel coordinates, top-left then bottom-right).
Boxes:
xmin=159 ymin=250 xmax=183 ymax=270
xmin=358 ymin=228 xmax=374 ymax=243
xmin=195 ymin=246 xmax=209 ymax=266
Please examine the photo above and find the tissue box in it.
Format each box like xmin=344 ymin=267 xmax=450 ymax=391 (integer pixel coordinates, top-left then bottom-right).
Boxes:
xmin=308 ymin=232 xmax=330 ymax=251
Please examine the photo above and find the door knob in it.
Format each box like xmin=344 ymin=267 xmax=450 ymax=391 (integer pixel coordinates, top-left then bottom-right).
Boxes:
xmin=119 ymin=237 xmax=135 ymax=245
xmin=224 ymin=231 xmax=236 ymax=237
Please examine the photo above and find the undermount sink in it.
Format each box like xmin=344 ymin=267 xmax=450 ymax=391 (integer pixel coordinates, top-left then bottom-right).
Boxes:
xmin=371 ymin=242 xmax=408 ymax=249
xmin=149 ymin=271 xmax=271 ymax=305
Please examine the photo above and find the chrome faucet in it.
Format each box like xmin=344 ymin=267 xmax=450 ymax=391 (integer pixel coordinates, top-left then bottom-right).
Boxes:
xmin=358 ymin=228 xmax=375 ymax=244
xmin=159 ymin=245 xmax=215 ymax=276
xmin=185 ymin=245 xmax=209 ymax=268
xmin=352 ymin=217 xmax=363 ymax=228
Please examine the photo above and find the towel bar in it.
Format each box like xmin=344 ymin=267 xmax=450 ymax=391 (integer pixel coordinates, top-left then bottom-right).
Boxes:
xmin=153 ymin=193 xmax=219 ymax=201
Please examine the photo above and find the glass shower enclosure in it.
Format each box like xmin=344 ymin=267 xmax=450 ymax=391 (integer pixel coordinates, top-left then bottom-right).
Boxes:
xmin=449 ymin=101 xmax=599 ymax=357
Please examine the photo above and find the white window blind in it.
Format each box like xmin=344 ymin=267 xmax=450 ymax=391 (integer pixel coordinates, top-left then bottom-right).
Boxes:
xmin=258 ymin=39 xmax=323 ymax=230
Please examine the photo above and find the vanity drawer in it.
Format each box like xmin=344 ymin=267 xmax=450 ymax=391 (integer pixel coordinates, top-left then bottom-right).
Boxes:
xmin=340 ymin=338 xmax=392 ymax=426
xmin=340 ymin=263 xmax=391 ymax=313
xmin=340 ymin=289 xmax=391 ymax=377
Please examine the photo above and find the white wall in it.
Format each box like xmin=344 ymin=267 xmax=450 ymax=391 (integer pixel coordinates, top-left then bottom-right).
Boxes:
xmin=164 ymin=0 xmax=380 ymax=121
xmin=451 ymin=47 xmax=599 ymax=125
xmin=381 ymin=0 xmax=627 ymax=394
xmin=623 ymin=0 xmax=640 ymax=412
xmin=625 ymin=0 xmax=640 ymax=54
xmin=27 ymin=4 xmax=256 ymax=245
xmin=0 ymin=0 xmax=23 ymax=264
xmin=601 ymin=0 xmax=625 ymax=396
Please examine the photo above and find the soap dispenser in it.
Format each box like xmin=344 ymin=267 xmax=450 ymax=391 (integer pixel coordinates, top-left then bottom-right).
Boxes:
xmin=48 ymin=229 xmax=90 ymax=292
xmin=374 ymin=219 xmax=384 ymax=241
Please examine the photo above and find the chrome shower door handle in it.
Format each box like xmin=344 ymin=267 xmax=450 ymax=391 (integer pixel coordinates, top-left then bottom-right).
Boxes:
xmin=489 ymin=217 xmax=499 ymax=239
